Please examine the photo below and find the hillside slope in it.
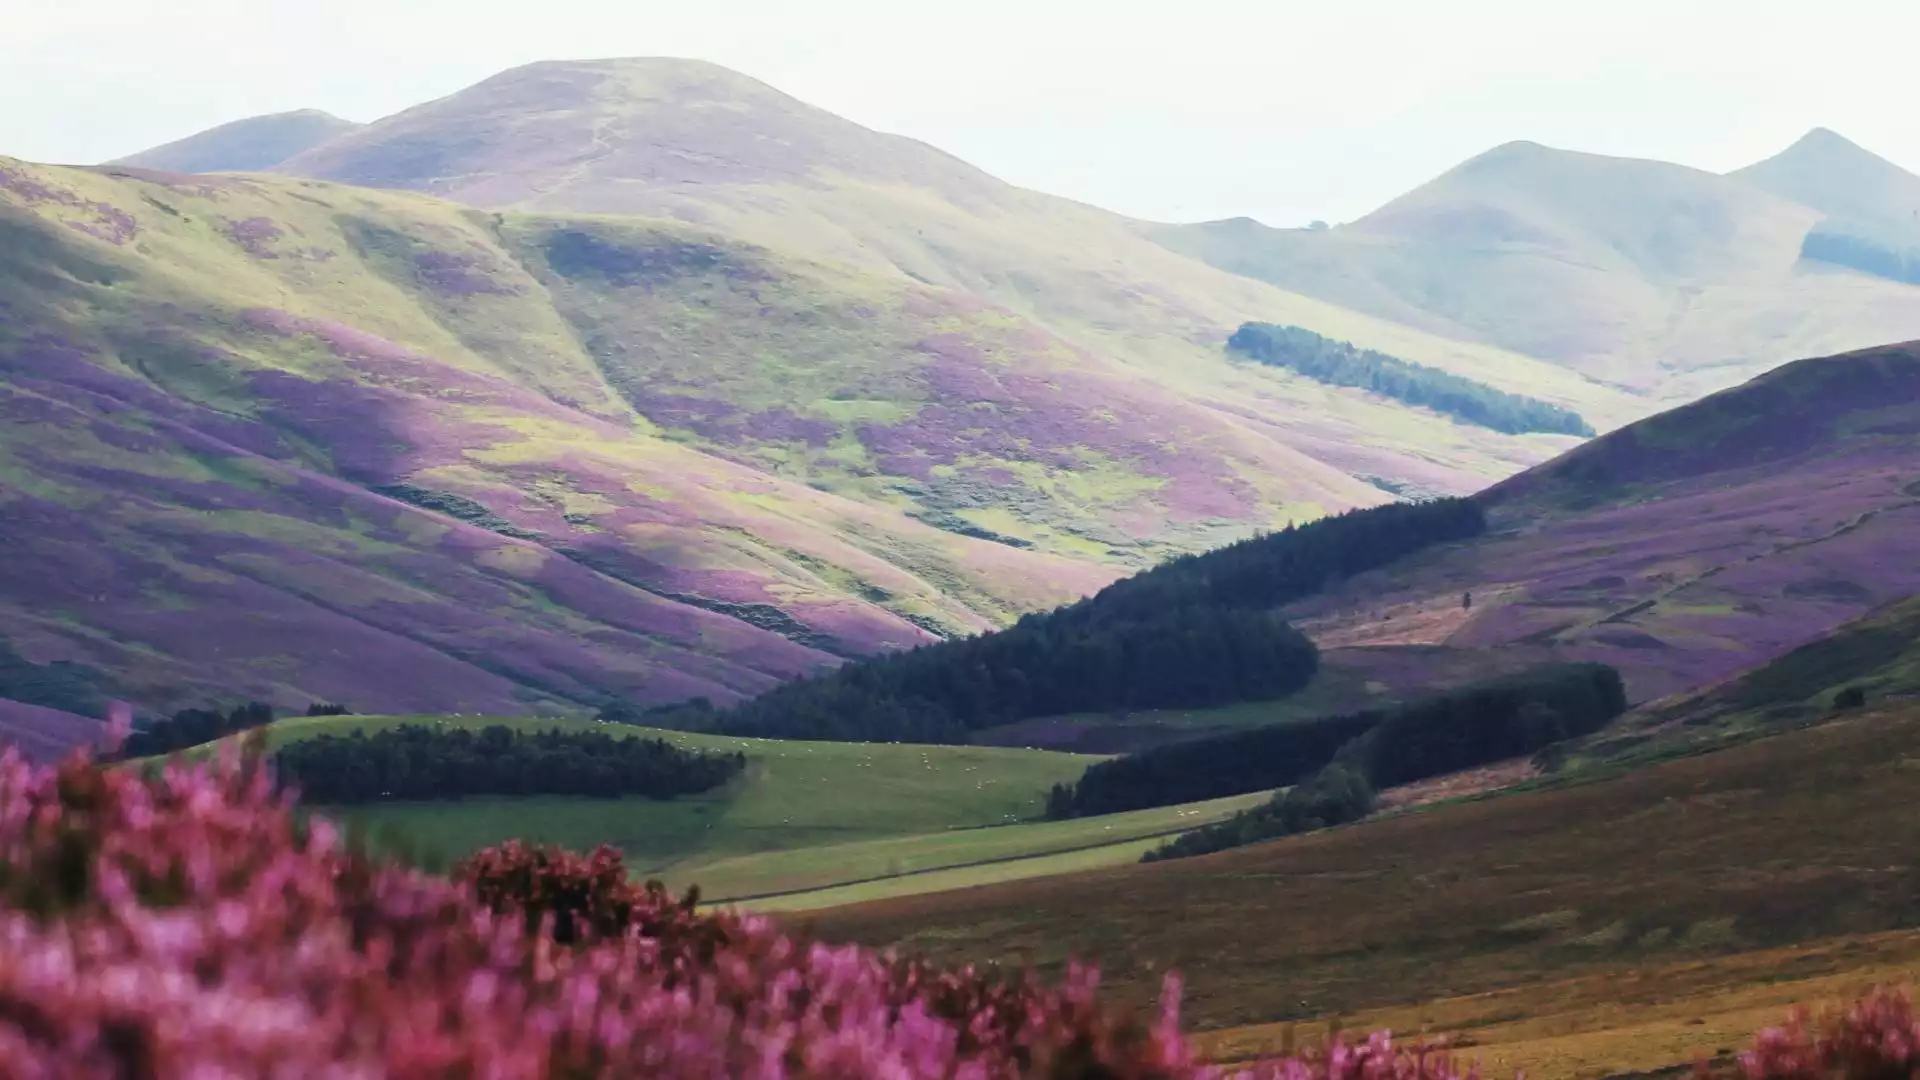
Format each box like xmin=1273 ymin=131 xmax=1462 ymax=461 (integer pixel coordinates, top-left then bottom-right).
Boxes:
xmin=1 ymin=156 xmax=1134 ymax=724
xmin=1610 ymin=592 xmax=1920 ymax=750
xmin=272 ymin=57 xmax=1633 ymax=496
xmin=1150 ymin=138 xmax=1920 ymax=400
xmin=809 ymin=702 xmax=1920 ymax=1032
xmin=1280 ymin=340 xmax=1920 ymax=703
xmin=108 ymin=110 xmax=362 ymax=174
xmin=0 ymin=699 xmax=99 ymax=762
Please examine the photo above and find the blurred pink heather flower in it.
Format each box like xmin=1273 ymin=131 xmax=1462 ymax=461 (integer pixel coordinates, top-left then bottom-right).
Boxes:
xmin=1724 ymin=988 xmax=1920 ymax=1080
xmin=0 ymin=741 xmax=1504 ymax=1079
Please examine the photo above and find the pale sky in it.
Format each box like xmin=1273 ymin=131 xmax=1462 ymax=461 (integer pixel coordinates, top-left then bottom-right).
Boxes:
xmin=6 ymin=0 xmax=1918 ymax=226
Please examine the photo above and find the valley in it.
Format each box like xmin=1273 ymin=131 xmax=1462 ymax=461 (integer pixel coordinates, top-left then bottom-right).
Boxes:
xmin=7 ymin=36 xmax=1920 ymax=1080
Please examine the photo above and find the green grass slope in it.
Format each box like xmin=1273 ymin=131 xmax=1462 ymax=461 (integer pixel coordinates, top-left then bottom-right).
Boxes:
xmin=1 ymin=156 xmax=1127 ymax=726
xmin=206 ymin=711 xmax=1266 ymax=910
xmin=1150 ymin=138 xmax=1920 ymax=400
xmin=274 ymin=57 xmax=1626 ymax=497
xmin=187 ymin=712 xmax=1116 ymax=893
xmin=108 ymin=110 xmax=363 ymax=174
xmin=678 ymin=791 xmax=1271 ymax=907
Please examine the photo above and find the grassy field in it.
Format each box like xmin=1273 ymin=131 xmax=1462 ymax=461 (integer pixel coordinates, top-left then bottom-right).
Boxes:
xmin=805 ymin=702 xmax=1920 ymax=1055
xmin=200 ymin=714 xmax=1097 ymax=880
xmin=677 ymin=790 xmax=1272 ymax=907
xmin=204 ymin=713 xmax=1272 ymax=908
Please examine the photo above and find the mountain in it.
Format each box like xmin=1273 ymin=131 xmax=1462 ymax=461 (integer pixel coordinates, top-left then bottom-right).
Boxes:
xmin=271 ymin=58 xmax=1634 ymax=495
xmin=1281 ymin=339 xmax=1920 ymax=704
xmin=1148 ymin=138 xmax=1920 ymax=400
xmin=1732 ymin=128 xmax=1920 ymax=287
xmin=1733 ymin=127 xmax=1920 ymax=243
xmin=1 ymin=155 xmax=1139 ymax=720
xmin=108 ymin=110 xmax=362 ymax=174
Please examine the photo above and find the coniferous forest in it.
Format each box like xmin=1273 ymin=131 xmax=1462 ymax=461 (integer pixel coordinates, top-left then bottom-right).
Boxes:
xmin=1228 ymin=322 xmax=1596 ymax=436
xmin=1046 ymin=711 xmax=1380 ymax=818
xmin=700 ymin=498 xmax=1490 ymax=743
xmin=272 ymin=724 xmax=745 ymax=803
xmin=1800 ymin=228 xmax=1920 ymax=286
xmin=119 ymin=702 xmax=278 ymax=758
xmin=1142 ymin=662 xmax=1628 ymax=859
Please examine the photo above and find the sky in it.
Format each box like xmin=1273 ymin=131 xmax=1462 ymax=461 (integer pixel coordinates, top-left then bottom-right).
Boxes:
xmin=7 ymin=0 xmax=1920 ymax=226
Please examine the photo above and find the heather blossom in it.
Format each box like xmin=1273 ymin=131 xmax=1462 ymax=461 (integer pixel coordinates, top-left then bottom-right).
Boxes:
xmin=0 ymin=736 xmax=1517 ymax=1078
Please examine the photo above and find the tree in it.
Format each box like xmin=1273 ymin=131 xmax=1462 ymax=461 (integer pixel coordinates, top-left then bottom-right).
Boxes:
xmin=1228 ymin=322 xmax=1596 ymax=437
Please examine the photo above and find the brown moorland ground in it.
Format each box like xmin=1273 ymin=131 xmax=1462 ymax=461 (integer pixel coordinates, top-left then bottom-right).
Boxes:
xmin=802 ymin=703 xmax=1920 ymax=1063
xmin=1198 ymin=930 xmax=1920 ymax=1079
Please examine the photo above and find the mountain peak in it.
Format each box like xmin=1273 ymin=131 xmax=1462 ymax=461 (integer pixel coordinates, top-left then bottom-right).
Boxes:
xmin=459 ymin=56 xmax=789 ymax=102
xmin=1733 ymin=127 xmax=1920 ymax=233
xmin=1758 ymin=126 xmax=1892 ymax=170
xmin=1788 ymin=125 xmax=1864 ymax=150
xmin=274 ymin=55 xmax=993 ymax=211
xmin=107 ymin=109 xmax=361 ymax=174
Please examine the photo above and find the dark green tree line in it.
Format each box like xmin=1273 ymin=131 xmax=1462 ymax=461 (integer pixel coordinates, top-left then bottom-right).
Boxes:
xmin=1139 ymin=662 xmax=1628 ymax=860
xmin=1228 ymin=322 xmax=1595 ymax=436
xmin=1801 ymin=228 xmax=1920 ymax=286
xmin=700 ymin=499 xmax=1488 ymax=743
xmin=1046 ymin=710 xmax=1380 ymax=818
xmin=120 ymin=702 xmax=277 ymax=758
xmin=273 ymin=724 xmax=744 ymax=803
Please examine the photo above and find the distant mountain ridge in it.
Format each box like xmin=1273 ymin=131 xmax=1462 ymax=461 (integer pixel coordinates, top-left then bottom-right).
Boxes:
xmin=1149 ymin=132 xmax=1920 ymax=401
xmin=255 ymin=56 xmax=1636 ymax=498
xmin=112 ymin=68 xmax=1920 ymax=416
xmin=14 ymin=58 xmax=1919 ymax=759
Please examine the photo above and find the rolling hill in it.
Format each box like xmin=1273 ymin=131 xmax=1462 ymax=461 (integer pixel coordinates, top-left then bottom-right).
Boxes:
xmin=0 ymin=698 xmax=98 ymax=762
xmin=108 ymin=109 xmax=362 ymax=174
xmin=2 ymin=155 xmax=1140 ymax=726
xmin=1594 ymin=592 xmax=1920 ymax=759
xmin=262 ymin=57 xmax=1632 ymax=494
xmin=804 ymin=701 xmax=1920 ymax=1071
xmin=1149 ymin=135 xmax=1920 ymax=401
xmin=1 ymin=60 xmax=1663 ymax=738
xmin=1281 ymin=339 xmax=1920 ymax=705
xmin=27 ymin=58 xmax=1920 ymax=751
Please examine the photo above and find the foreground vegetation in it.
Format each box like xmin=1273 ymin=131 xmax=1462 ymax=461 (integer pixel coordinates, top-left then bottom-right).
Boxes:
xmin=810 ymin=704 xmax=1920 ymax=1034
xmin=0 ymin=741 xmax=1304 ymax=1077
xmin=6 ymin=728 xmax=1916 ymax=1077
xmin=695 ymin=499 xmax=1488 ymax=743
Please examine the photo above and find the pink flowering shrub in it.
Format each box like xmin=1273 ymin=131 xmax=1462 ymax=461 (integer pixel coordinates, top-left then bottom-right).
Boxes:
xmin=0 ymin=738 xmax=1496 ymax=1079
xmin=1726 ymin=988 xmax=1920 ymax=1080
